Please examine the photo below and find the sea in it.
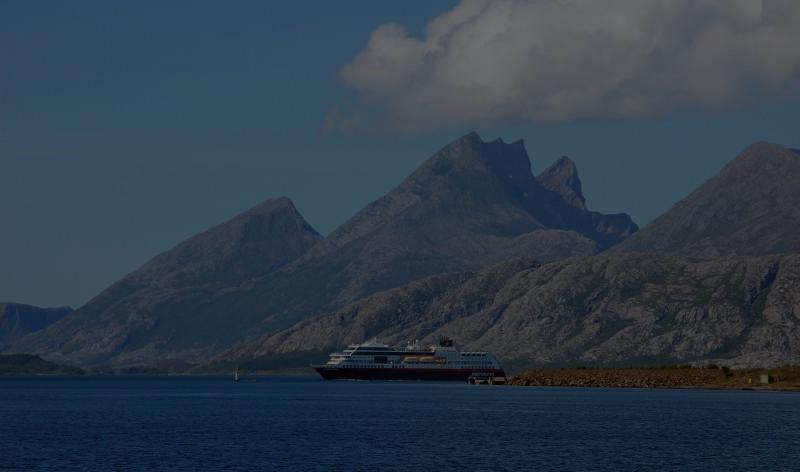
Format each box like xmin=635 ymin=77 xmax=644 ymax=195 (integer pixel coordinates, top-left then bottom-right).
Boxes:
xmin=1 ymin=376 xmax=798 ymax=471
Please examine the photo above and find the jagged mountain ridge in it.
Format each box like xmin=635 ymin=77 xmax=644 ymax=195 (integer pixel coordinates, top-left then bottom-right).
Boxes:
xmin=10 ymin=132 xmax=637 ymax=368
xmin=611 ymin=142 xmax=800 ymax=256
xmin=189 ymin=133 xmax=637 ymax=362
xmin=227 ymin=254 xmax=800 ymax=370
xmin=266 ymin=132 xmax=637 ymax=309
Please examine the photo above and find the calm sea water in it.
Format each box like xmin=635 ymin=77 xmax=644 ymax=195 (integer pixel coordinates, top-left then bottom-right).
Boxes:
xmin=1 ymin=376 xmax=798 ymax=471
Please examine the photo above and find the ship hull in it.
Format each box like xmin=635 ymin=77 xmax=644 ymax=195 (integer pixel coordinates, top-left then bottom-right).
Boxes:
xmin=313 ymin=366 xmax=505 ymax=381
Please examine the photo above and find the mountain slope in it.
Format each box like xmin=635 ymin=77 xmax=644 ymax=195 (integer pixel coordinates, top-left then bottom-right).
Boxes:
xmin=230 ymin=254 xmax=800 ymax=369
xmin=196 ymin=133 xmax=637 ymax=350
xmin=13 ymin=133 xmax=637 ymax=368
xmin=278 ymin=132 xmax=636 ymax=306
xmin=538 ymin=156 xmax=586 ymax=210
xmin=612 ymin=142 xmax=800 ymax=256
xmin=0 ymin=303 xmax=72 ymax=349
xmin=10 ymin=197 xmax=322 ymax=367
xmin=128 ymin=197 xmax=321 ymax=286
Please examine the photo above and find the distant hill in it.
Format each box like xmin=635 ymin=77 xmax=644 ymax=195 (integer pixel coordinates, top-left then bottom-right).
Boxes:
xmin=10 ymin=133 xmax=636 ymax=369
xmin=0 ymin=354 xmax=83 ymax=375
xmin=611 ymin=142 xmax=800 ymax=256
xmin=0 ymin=303 xmax=72 ymax=348
xmin=223 ymin=253 xmax=800 ymax=370
xmin=10 ymin=197 xmax=322 ymax=367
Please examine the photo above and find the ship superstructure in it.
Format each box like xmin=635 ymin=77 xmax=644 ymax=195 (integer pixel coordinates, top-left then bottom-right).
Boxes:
xmin=312 ymin=337 xmax=505 ymax=382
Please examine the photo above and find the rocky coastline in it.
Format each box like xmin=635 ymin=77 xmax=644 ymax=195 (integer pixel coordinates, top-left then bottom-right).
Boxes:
xmin=510 ymin=366 xmax=800 ymax=391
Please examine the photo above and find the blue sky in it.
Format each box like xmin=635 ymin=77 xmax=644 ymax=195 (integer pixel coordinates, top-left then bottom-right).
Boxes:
xmin=2 ymin=1 xmax=799 ymax=307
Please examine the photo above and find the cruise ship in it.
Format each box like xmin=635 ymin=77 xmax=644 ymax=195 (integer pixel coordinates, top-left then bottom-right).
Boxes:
xmin=311 ymin=337 xmax=506 ymax=382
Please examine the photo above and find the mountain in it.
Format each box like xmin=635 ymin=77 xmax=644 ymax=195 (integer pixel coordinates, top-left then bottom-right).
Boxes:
xmin=228 ymin=253 xmax=800 ymax=370
xmin=0 ymin=303 xmax=72 ymax=348
xmin=10 ymin=197 xmax=322 ymax=367
xmin=538 ymin=156 xmax=586 ymax=210
xmin=612 ymin=142 xmax=800 ymax=256
xmin=11 ymin=133 xmax=636 ymax=369
xmin=253 ymin=132 xmax=636 ymax=311
xmin=198 ymin=133 xmax=636 ymax=361
xmin=127 ymin=196 xmax=322 ymax=286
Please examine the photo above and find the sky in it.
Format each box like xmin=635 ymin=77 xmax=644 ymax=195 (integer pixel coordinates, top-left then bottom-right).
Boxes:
xmin=2 ymin=0 xmax=800 ymax=308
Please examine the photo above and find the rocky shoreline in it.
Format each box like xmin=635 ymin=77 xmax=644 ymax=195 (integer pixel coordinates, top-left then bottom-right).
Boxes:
xmin=510 ymin=366 xmax=800 ymax=391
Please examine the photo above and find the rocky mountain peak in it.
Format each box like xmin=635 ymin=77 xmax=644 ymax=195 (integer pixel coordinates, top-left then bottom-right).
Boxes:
xmin=245 ymin=195 xmax=298 ymax=215
xmin=611 ymin=141 xmax=800 ymax=256
xmin=723 ymin=141 xmax=798 ymax=173
xmin=415 ymin=132 xmax=530 ymax=176
xmin=537 ymin=156 xmax=586 ymax=210
xmin=234 ymin=196 xmax=320 ymax=242
xmin=739 ymin=140 xmax=789 ymax=155
xmin=481 ymin=137 xmax=534 ymax=189
xmin=320 ymin=132 xmax=543 ymax=251
xmin=128 ymin=196 xmax=321 ymax=286
xmin=398 ymin=132 xmax=539 ymax=206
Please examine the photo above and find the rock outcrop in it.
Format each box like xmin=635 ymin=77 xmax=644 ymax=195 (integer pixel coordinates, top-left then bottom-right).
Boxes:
xmin=510 ymin=368 xmax=725 ymax=388
xmin=537 ymin=156 xmax=586 ymax=210
xmin=228 ymin=253 xmax=800 ymax=369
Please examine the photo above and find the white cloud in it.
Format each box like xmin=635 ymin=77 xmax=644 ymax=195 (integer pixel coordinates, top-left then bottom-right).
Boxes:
xmin=336 ymin=0 xmax=800 ymax=130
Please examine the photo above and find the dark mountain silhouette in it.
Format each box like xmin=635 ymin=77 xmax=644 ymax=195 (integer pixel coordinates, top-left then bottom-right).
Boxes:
xmin=10 ymin=132 xmax=636 ymax=368
xmin=612 ymin=142 xmax=800 ymax=256
xmin=0 ymin=303 xmax=72 ymax=348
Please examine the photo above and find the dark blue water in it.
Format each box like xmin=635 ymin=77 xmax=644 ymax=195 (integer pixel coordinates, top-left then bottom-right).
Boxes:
xmin=1 ymin=376 xmax=798 ymax=471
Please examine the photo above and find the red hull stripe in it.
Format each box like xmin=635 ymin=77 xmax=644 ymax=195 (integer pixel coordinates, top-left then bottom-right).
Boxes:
xmin=313 ymin=366 xmax=506 ymax=381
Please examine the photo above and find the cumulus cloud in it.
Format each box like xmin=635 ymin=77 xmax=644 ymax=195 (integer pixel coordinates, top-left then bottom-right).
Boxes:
xmin=335 ymin=0 xmax=800 ymax=130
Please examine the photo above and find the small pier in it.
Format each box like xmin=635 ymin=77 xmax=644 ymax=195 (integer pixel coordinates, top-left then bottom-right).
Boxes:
xmin=467 ymin=374 xmax=506 ymax=385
